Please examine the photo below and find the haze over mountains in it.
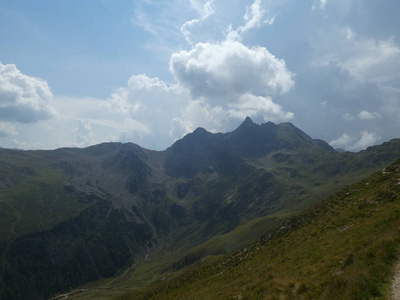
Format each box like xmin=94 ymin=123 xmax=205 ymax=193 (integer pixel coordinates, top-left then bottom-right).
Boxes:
xmin=0 ymin=117 xmax=400 ymax=299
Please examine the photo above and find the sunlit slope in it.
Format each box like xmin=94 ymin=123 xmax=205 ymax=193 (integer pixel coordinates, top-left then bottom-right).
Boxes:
xmin=122 ymin=159 xmax=400 ymax=300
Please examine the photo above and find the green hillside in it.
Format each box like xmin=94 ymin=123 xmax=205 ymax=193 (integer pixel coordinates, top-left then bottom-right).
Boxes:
xmin=119 ymin=159 xmax=400 ymax=299
xmin=1 ymin=119 xmax=400 ymax=299
xmin=0 ymin=148 xmax=90 ymax=241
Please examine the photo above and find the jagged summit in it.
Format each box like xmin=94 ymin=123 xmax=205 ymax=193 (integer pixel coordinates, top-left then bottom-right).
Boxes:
xmin=170 ymin=117 xmax=335 ymax=155
xmin=244 ymin=116 xmax=253 ymax=123
xmin=192 ymin=127 xmax=209 ymax=135
xmin=239 ymin=116 xmax=255 ymax=127
xmin=164 ymin=117 xmax=336 ymax=177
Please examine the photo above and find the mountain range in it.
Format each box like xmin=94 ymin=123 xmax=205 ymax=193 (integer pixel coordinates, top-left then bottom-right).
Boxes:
xmin=0 ymin=117 xmax=400 ymax=299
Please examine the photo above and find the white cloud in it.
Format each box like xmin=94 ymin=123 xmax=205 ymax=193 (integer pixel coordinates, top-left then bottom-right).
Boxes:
xmin=115 ymin=118 xmax=151 ymax=146
xmin=315 ymin=24 xmax=400 ymax=87
xmin=329 ymin=133 xmax=355 ymax=150
xmin=330 ymin=131 xmax=380 ymax=151
xmin=6 ymin=139 xmax=46 ymax=150
xmin=178 ymin=98 xmax=229 ymax=132
xmin=103 ymin=74 xmax=192 ymax=149
xmin=340 ymin=37 xmax=400 ymax=84
xmin=226 ymin=0 xmax=274 ymax=41
xmin=106 ymin=74 xmax=173 ymax=115
xmin=228 ymin=94 xmax=293 ymax=122
xmin=131 ymin=0 xmax=220 ymax=52
xmin=106 ymin=74 xmax=188 ymax=120
xmin=170 ymin=40 xmax=295 ymax=102
xmin=169 ymin=117 xmax=194 ymax=141
xmin=0 ymin=62 xmax=55 ymax=123
xmin=169 ymin=38 xmax=295 ymax=129
xmin=357 ymin=110 xmax=381 ymax=120
xmin=355 ymin=130 xmax=380 ymax=149
xmin=181 ymin=0 xmax=215 ymax=45
xmin=240 ymin=0 xmax=267 ymax=34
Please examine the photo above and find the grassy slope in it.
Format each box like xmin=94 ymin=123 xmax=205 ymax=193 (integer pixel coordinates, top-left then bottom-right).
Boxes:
xmin=66 ymin=149 xmax=400 ymax=300
xmin=64 ymin=212 xmax=295 ymax=300
xmin=0 ymin=149 xmax=89 ymax=241
xmin=119 ymin=159 xmax=400 ymax=300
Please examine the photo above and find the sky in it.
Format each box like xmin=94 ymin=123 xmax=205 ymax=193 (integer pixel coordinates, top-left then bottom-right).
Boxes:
xmin=0 ymin=0 xmax=399 ymax=151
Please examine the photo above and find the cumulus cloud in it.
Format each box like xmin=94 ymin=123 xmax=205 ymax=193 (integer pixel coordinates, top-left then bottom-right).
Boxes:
xmin=106 ymin=74 xmax=173 ymax=115
xmin=169 ymin=38 xmax=295 ymax=129
xmin=170 ymin=40 xmax=295 ymax=101
xmin=329 ymin=133 xmax=355 ymax=150
xmin=106 ymin=74 xmax=188 ymax=121
xmin=104 ymin=74 xmax=192 ymax=149
xmin=356 ymin=131 xmax=380 ymax=149
xmin=118 ymin=0 xmax=294 ymax=148
xmin=169 ymin=117 xmax=194 ymax=140
xmin=105 ymin=1 xmax=296 ymax=148
xmin=228 ymin=94 xmax=293 ymax=122
xmin=357 ymin=110 xmax=381 ymax=120
xmin=4 ymin=0 xmax=398 ymax=152
xmin=178 ymin=98 xmax=229 ymax=130
xmin=330 ymin=131 xmax=380 ymax=151
xmin=0 ymin=62 xmax=55 ymax=123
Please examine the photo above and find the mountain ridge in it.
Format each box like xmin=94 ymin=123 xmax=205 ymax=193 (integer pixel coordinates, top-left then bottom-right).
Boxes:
xmin=0 ymin=118 xmax=400 ymax=299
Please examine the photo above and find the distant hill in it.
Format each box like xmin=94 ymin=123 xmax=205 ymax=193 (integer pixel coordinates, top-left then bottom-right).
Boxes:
xmin=0 ymin=117 xmax=400 ymax=299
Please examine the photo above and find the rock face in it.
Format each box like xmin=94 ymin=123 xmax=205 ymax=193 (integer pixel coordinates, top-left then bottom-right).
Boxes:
xmin=0 ymin=117 xmax=400 ymax=299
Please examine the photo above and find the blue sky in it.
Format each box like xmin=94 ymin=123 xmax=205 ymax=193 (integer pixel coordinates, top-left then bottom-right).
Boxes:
xmin=0 ymin=0 xmax=399 ymax=151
